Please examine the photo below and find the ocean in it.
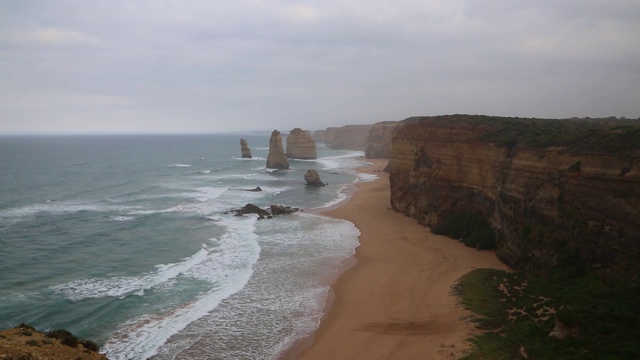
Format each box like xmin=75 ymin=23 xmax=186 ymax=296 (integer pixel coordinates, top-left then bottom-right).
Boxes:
xmin=0 ymin=134 xmax=375 ymax=359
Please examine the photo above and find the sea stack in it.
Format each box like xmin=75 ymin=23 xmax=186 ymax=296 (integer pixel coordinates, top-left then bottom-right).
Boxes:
xmin=304 ymin=169 xmax=326 ymax=186
xmin=240 ymin=138 xmax=252 ymax=158
xmin=266 ymin=130 xmax=289 ymax=169
xmin=286 ymin=128 xmax=317 ymax=159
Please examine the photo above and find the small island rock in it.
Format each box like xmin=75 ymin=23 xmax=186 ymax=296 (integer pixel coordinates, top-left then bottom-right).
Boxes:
xmin=240 ymin=138 xmax=252 ymax=158
xmin=286 ymin=128 xmax=317 ymax=159
xmin=304 ymin=169 xmax=326 ymax=187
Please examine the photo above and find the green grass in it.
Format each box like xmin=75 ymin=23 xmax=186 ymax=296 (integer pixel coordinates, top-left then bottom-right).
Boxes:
xmin=455 ymin=269 xmax=640 ymax=360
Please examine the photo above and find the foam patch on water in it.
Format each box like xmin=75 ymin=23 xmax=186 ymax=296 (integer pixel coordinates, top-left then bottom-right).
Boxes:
xmin=102 ymin=216 xmax=261 ymax=360
xmin=170 ymin=164 xmax=192 ymax=168
xmin=0 ymin=202 xmax=140 ymax=227
xmin=357 ymin=173 xmax=379 ymax=182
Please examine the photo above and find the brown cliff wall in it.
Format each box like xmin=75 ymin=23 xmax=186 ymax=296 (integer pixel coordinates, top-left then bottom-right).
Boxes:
xmin=326 ymin=125 xmax=372 ymax=150
xmin=286 ymin=128 xmax=317 ymax=159
xmin=389 ymin=115 xmax=640 ymax=276
xmin=365 ymin=121 xmax=400 ymax=158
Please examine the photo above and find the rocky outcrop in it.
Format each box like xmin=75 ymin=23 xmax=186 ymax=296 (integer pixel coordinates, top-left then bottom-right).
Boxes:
xmin=325 ymin=125 xmax=372 ymax=150
xmin=232 ymin=203 xmax=299 ymax=219
xmin=304 ymin=169 xmax=326 ymax=186
xmin=365 ymin=121 xmax=400 ymax=158
xmin=389 ymin=115 xmax=640 ymax=277
xmin=286 ymin=128 xmax=317 ymax=159
xmin=0 ymin=324 xmax=107 ymax=360
xmin=266 ymin=130 xmax=289 ymax=169
xmin=240 ymin=138 xmax=252 ymax=158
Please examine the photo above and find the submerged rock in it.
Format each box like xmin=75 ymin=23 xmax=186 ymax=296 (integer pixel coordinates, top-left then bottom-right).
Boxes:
xmin=266 ymin=130 xmax=289 ymax=169
xmin=240 ymin=138 xmax=252 ymax=158
xmin=304 ymin=169 xmax=326 ymax=187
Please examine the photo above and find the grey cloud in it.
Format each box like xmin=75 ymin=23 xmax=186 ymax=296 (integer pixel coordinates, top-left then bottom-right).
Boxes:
xmin=1 ymin=0 xmax=639 ymax=134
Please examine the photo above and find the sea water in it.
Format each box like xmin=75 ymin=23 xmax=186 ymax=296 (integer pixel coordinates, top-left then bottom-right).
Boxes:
xmin=0 ymin=134 xmax=375 ymax=359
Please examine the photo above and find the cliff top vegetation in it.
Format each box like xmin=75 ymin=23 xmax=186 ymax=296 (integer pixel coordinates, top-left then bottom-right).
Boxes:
xmin=403 ymin=115 xmax=640 ymax=155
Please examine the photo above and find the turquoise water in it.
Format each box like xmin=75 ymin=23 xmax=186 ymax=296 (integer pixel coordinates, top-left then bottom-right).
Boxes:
xmin=0 ymin=134 xmax=373 ymax=359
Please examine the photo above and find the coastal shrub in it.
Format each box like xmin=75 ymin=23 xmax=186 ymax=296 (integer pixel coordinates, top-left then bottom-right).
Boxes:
xmin=46 ymin=329 xmax=79 ymax=348
xmin=431 ymin=211 xmax=496 ymax=249
xmin=457 ymin=268 xmax=640 ymax=360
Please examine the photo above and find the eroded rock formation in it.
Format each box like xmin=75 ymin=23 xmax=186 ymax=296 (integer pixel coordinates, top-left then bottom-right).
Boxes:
xmin=389 ymin=115 xmax=640 ymax=276
xmin=240 ymin=138 xmax=252 ymax=158
xmin=304 ymin=169 xmax=326 ymax=187
xmin=266 ymin=130 xmax=289 ymax=169
xmin=365 ymin=121 xmax=400 ymax=158
xmin=325 ymin=125 xmax=372 ymax=150
xmin=286 ymin=128 xmax=317 ymax=159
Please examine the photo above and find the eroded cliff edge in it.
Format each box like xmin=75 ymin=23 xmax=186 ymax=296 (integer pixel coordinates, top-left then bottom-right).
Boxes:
xmin=389 ymin=115 xmax=640 ymax=277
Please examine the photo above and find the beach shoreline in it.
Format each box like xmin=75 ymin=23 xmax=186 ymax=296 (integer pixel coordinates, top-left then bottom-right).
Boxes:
xmin=283 ymin=158 xmax=508 ymax=360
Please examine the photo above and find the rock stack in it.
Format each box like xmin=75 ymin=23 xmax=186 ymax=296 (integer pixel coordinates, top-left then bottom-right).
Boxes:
xmin=240 ymin=138 xmax=252 ymax=158
xmin=304 ymin=169 xmax=326 ymax=187
xmin=266 ymin=130 xmax=289 ymax=169
xmin=286 ymin=128 xmax=317 ymax=159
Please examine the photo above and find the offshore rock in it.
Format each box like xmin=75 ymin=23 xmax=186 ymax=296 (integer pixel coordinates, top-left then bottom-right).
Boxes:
xmin=365 ymin=121 xmax=400 ymax=159
xmin=233 ymin=203 xmax=271 ymax=219
xmin=266 ymin=130 xmax=289 ymax=169
xmin=304 ymin=169 xmax=326 ymax=187
xmin=286 ymin=128 xmax=317 ymax=159
xmin=240 ymin=138 xmax=252 ymax=158
xmin=312 ymin=129 xmax=326 ymax=142
xmin=388 ymin=115 xmax=640 ymax=277
xmin=270 ymin=204 xmax=299 ymax=215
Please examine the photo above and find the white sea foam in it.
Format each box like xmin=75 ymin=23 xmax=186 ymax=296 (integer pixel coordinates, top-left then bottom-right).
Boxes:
xmin=357 ymin=173 xmax=379 ymax=182
xmin=0 ymin=202 xmax=139 ymax=227
xmin=102 ymin=216 xmax=261 ymax=360
xmin=311 ymin=186 xmax=350 ymax=210
xmin=110 ymin=215 xmax=135 ymax=222
xmin=170 ymin=164 xmax=192 ymax=168
xmin=50 ymin=247 xmax=211 ymax=301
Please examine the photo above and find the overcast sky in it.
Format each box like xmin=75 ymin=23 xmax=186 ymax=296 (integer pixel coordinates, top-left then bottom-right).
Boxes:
xmin=1 ymin=0 xmax=639 ymax=134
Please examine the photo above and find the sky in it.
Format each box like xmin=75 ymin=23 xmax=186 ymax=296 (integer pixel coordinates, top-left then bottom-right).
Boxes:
xmin=1 ymin=0 xmax=639 ymax=134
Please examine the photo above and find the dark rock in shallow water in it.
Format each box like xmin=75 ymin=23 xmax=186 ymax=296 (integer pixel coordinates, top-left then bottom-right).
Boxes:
xmin=270 ymin=204 xmax=299 ymax=215
xmin=240 ymin=138 xmax=252 ymax=158
xmin=304 ymin=169 xmax=326 ymax=187
xmin=233 ymin=203 xmax=271 ymax=218
xmin=245 ymin=186 xmax=262 ymax=192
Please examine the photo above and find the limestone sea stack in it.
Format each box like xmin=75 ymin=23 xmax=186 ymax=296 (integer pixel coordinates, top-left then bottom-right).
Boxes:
xmin=266 ymin=130 xmax=289 ymax=169
xmin=304 ymin=169 xmax=326 ymax=186
xmin=286 ymin=128 xmax=317 ymax=159
xmin=240 ymin=138 xmax=252 ymax=158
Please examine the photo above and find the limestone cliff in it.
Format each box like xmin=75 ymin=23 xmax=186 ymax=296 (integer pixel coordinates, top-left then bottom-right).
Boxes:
xmin=240 ymin=138 xmax=252 ymax=158
xmin=286 ymin=128 xmax=317 ymax=159
xmin=365 ymin=121 xmax=400 ymax=158
xmin=325 ymin=125 xmax=372 ymax=150
xmin=266 ymin=130 xmax=289 ymax=169
xmin=389 ymin=115 xmax=640 ymax=276
xmin=312 ymin=130 xmax=326 ymax=142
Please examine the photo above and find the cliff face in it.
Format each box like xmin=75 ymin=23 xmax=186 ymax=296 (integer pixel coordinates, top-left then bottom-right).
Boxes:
xmin=325 ymin=125 xmax=372 ymax=150
xmin=389 ymin=115 xmax=640 ymax=275
xmin=266 ymin=130 xmax=289 ymax=169
xmin=312 ymin=130 xmax=326 ymax=142
xmin=286 ymin=128 xmax=317 ymax=159
xmin=365 ymin=121 xmax=400 ymax=158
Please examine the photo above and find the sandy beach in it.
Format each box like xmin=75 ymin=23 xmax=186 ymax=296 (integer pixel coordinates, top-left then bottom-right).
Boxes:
xmin=288 ymin=159 xmax=508 ymax=360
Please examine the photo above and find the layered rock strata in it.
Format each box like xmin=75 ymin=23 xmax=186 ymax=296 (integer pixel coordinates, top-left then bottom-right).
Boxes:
xmin=321 ymin=125 xmax=372 ymax=150
xmin=286 ymin=128 xmax=317 ymax=159
xmin=389 ymin=115 xmax=640 ymax=276
xmin=266 ymin=130 xmax=289 ymax=169
xmin=240 ymin=138 xmax=252 ymax=158
xmin=365 ymin=121 xmax=400 ymax=158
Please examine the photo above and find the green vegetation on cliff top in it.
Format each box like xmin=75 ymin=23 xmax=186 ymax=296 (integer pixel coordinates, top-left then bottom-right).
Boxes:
xmin=456 ymin=268 xmax=640 ymax=360
xmin=407 ymin=114 xmax=640 ymax=155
